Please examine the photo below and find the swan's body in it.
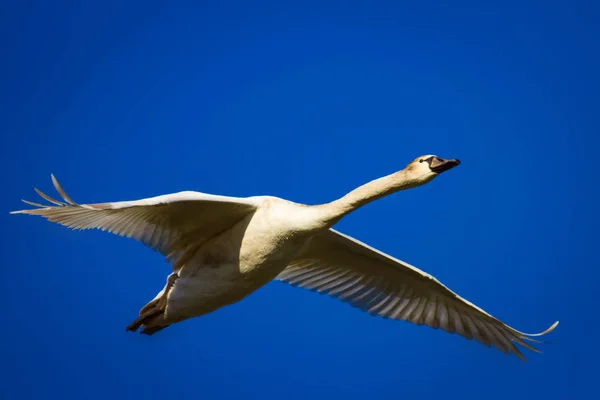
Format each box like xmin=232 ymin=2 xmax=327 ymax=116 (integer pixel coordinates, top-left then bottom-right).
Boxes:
xmin=11 ymin=155 xmax=558 ymax=360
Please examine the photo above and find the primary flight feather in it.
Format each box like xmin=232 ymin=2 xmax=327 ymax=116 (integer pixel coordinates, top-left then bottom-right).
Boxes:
xmin=11 ymin=155 xmax=558 ymax=361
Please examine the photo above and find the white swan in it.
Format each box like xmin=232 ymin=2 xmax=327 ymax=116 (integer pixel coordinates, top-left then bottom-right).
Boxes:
xmin=11 ymin=155 xmax=557 ymax=360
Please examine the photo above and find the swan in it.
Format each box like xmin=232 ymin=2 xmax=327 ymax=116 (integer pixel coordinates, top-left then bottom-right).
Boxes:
xmin=11 ymin=155 xmax=558 ymax=361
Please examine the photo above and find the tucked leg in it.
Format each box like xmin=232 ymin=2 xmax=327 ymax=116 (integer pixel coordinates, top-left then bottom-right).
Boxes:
xmin=126 ymin=272 xmax=179 ymax=334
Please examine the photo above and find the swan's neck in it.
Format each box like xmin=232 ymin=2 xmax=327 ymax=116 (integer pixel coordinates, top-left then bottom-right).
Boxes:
xmin=310 ymin=169 xmax=426 ymax=229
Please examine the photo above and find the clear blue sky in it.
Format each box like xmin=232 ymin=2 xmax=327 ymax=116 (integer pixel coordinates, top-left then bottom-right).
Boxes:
xmin=1 ymin=1 xmax=598 ymax=399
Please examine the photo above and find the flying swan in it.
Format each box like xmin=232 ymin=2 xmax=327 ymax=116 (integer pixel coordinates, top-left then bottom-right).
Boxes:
xmin=11 ymin=155 xmax=558 ymax=361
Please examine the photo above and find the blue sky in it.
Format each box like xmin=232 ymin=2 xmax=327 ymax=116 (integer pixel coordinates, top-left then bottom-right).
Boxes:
xmin=1 ymin=1 xmax=598 ymax=399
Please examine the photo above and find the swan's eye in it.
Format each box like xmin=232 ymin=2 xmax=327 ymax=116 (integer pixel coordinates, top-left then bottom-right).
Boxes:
xmin=419 ymin=159 xmax=424 ymax=163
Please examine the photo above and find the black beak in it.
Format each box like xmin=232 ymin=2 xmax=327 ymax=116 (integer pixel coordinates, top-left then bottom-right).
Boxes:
xmin=428 ymin=157 xmax=461 ymax=173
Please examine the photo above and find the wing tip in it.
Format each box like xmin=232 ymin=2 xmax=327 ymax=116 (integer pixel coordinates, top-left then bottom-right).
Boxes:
xmin=51 ymin=174 xmax=77 ymax=205
xmin=511 ymin=320 xmax=559 ymax=359
xmin=14 ymin=174 xmax=80 ymax=212
xmin=10 ymin=199 xmax=44 ymax=214
xmin=512 ymin=319 xmax=559 ymax=339
xmin=532 ymin=320 xmax=559 ymax=337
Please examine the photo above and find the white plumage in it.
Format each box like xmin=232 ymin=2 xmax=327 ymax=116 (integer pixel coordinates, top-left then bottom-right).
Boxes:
xmin=11 ymin=155 xmax=557 ymax=361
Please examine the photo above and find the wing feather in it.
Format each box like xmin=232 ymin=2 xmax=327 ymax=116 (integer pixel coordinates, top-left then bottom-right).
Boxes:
xmin=277 ymin=228 xmax=558 ymax=361
xmin=12 ymin=175 xmax=260 ymax=264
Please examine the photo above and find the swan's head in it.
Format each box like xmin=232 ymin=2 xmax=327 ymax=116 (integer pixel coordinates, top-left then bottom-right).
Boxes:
xmin=404 ymin=155 xmax=461 ymax=184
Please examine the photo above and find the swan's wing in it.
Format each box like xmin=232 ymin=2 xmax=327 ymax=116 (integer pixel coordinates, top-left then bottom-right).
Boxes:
xmin=277 ymin=228 xmax=558 ymax=361
xmin=11 ymin=175 xmax=261 ymax=266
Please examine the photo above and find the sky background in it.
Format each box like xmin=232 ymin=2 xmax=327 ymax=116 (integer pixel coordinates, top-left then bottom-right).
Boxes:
xmin=1 ymin=1 xmax=598 ymax=399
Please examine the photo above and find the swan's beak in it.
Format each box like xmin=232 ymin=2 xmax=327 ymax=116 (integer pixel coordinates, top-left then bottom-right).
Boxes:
xmin=429 ymin=157 xmax=461 ymax=173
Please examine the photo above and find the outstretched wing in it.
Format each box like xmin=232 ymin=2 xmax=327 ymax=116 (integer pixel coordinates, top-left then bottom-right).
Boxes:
xmin=11 ymin=175 xmax=261 ymax=267
xmin=277 ymin=228 xmax=558 ymax=361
